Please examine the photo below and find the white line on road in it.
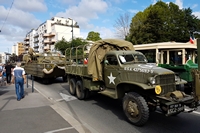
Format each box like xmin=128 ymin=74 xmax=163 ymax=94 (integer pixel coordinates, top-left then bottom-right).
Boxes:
xmin=59 ymin=92 xmax=77 ymax=102
xmin=44 ymin=127 xmax=74 ymax=133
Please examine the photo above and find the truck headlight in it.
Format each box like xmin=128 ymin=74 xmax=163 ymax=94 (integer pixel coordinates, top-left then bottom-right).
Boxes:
xmin=175 ymin=74 xmax=181 ymax=82
xmin=148 ymin=77 xmax=156 ymax=85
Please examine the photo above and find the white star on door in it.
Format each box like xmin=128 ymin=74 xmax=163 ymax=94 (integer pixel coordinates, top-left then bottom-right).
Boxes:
xmin=107 ymin=73 xmax=116 ymax=85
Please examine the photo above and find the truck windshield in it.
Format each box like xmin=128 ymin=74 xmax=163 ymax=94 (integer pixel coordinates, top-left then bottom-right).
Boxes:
xmin=119 ymin=54 xmax=147 ymax=64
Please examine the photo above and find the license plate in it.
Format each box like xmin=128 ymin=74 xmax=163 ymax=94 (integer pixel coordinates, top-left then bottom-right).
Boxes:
xmin=167 ymin=103 xmax=184 ymax=115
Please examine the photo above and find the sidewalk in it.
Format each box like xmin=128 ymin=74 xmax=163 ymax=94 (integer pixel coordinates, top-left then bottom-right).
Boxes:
xmin=0 ymin=84 xmax=79 ymax=133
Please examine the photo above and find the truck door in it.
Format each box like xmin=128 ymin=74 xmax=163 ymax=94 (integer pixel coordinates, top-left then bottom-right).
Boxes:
xmin=103 ymin=55 xmax=120 ymax=89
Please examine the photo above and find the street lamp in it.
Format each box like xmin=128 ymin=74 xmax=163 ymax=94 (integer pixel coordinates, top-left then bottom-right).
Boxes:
xmin=71 ymin=19 xmax=74 ymax=41
xmin=68 ymin=18 xmax=74 ymax=48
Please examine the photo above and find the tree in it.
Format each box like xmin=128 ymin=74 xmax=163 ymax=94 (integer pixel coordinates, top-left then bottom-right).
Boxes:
xmin=86 ymin=31 xmax=101 ymax=41
xmin=54 ymin=38 xmax=70 ymax=55
xmin=114 ymin=12 xmax=131 ymax=39
xmin=55 ymin=38 xmax=88 ymax=55
xmin=127 ymin=1 xmax=200 ymax=44
xmin=9 ymin=53 xmax=18 ymax=63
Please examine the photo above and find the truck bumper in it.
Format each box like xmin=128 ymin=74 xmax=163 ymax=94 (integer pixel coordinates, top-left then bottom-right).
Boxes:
xmin=156 ymin=91 xmax=199 ymax=116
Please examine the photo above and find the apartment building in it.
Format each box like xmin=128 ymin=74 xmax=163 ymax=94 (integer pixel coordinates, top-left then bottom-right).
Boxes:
xmin=24 ymin=17 xmax=81 ymax=53
xmin=12 ymin=42 xmax=25 ymax=56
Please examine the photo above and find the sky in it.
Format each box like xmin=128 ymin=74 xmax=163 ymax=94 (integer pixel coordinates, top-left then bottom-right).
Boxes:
xmin=0 ymin=0 xmax=200 ymax=53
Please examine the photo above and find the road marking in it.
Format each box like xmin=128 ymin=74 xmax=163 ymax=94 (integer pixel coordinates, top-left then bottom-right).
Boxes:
xmin=185 ymin=109 xmax=200 ymax=115
xmin=44 ymin=127 xmax=74 ymax=133
xmin=59 ymin=92 xmax=77 ymax=102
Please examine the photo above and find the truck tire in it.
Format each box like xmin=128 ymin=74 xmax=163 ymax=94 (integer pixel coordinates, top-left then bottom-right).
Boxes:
xmin=69 ymin=78 xmax=76 ymax=95
xmin=76 ymin=80 xmax=85 ymax=100
xmin=84 ymin=89 xmax=90 ymax=99
xmin=62 ymin=76 xmax=68 ymax=82
xmin=123 ymin=92 xmax=149 ymax=126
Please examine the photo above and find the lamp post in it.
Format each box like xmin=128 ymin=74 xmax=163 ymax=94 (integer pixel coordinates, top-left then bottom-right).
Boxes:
xmin=71 ymin=19 xmax=74 ymax=41
xmin=71 ymin=19 xmax=74 ymax=48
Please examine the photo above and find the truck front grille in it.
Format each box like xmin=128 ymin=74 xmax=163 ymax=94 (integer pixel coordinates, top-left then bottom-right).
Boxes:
xmin=156 ymin=74 xmax=176 ymax=94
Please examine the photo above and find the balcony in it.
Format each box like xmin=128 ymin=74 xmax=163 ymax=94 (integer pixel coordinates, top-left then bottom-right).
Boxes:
xmin=43 ymin=32 xmax=55 ymax=37
xmin=49 ymin=32 xmax=55 ymax=37
xmin=43 ymin=33 xmax=49 ymax=37
xmin=34 ymin=33 xmax=39 ymax=38
xmin=25 ymin=46 xmax=29 ymax=50
xmin=24 ymin=37 xmax=30 ymax=41
xmin=44 ymin=45 xmax=49 ymax=50
xmin=24 ymin=41 xmax=30 ymax=45
xmin=34 ymin=45 xmax=39 ymax=48
xmin=43 ymin=39 xmax=50 ymax=44
xmin=49 ymin=39 xmax=56 ymax=44
xmin=34 ymin=39 xmax=39 ymax=43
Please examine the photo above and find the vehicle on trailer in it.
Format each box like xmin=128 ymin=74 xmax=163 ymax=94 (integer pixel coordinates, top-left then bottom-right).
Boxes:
xmin=65 ymin=39 xmax=200 ymax=126
xmin=23 ymin=48 xmax=67 ymax=84
xmin=134 ymin=41 xmax=198 ymax=93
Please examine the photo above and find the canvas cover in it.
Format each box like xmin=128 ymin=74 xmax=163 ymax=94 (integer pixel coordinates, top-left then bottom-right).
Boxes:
xmin=87 ymin=39 xmax=135 ymax=81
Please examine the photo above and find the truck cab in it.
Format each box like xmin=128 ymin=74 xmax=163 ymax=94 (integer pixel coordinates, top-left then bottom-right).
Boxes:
xmin=103 ymin=51 xmax=184 ymax=96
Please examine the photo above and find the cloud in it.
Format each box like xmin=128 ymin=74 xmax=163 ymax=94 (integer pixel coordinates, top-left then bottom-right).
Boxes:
xmin=128 ymin=9 xmax=139 ymax=14
xmin=0 ymin=0 xmax=44 ymax=52
xmin=175 ymin=0 xmax=183 ymax=9
xmin=193 ymin=11 xmax=200 ymax=19
xmin=152 ymin=0 xmax=157 ymax=5
xmin=13 ymin=0 xmax=47 ymax=12
xmin=56 ymin=0 xmax=80 ymax=5
xmin=191 ymin=4 xmax=198 ymax=9
xmin=56 ymin=0 xmax=108 ymax=29
xmin=0 ymin=6 xmax=41 ymax=31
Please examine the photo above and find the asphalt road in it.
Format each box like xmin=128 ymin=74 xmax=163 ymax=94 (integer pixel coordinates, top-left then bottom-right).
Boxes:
xmin=31 ymin=77 xmax=200 ymax=133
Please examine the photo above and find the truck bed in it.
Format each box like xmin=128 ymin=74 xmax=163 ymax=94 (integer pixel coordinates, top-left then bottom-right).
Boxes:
xmin=65 ymin=64 xmax=91 ymax=78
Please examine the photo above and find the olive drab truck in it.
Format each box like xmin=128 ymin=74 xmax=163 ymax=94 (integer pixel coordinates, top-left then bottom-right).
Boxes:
xmin=65 ymin=39 xmax=200 ymax=126
xmin=22 ymin=48 xmax=67 ymax=84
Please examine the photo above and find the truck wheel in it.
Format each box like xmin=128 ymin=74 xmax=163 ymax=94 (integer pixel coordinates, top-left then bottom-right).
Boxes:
xmin=123 ymin=92 xmax=149 ymax=126
xmin=76 ymin=80 xmax=85 ymax=100
xmin=69 ymin=78 xmax=76 ymax=95
xmin=62 ymin=76 xmax=68 ymax=82
xmin=84 ymin=89 xmax=90 ymax=99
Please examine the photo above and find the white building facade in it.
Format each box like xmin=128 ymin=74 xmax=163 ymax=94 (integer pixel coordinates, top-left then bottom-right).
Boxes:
xmin=0 ymin=52 xmax=11 ymax=64
xmin=24 ymin=17 xmax=81 ymax=53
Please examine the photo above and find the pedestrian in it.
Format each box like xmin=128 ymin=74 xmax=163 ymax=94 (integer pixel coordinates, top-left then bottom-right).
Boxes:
xmin=2 ymin=68 xmax=6 ymax=82
xmin=0 ymin=64 xmax=2 ymax=71
xmin=5 ymin=62 xmax=13 ymax=84
xmin=11 ymin=62 xmax=26 ymax=101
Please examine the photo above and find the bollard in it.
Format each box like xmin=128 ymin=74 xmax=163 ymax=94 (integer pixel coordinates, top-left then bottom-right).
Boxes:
xmin=32 ymin=75 xmax=34 ymax=92
xmin=26 ymin=75 xmax=28 ymax=88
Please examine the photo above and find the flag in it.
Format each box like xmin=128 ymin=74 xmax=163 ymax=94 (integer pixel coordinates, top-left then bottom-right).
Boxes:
xmin=189 ymin=35 xmax=195 ymax=44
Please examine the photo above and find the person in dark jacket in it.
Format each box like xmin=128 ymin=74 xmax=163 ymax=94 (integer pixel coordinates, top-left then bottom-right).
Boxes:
xmin=5 ymin=62 xmax=13 ymax=84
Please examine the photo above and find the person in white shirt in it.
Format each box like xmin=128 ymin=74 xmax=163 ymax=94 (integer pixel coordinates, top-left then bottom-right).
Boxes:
xmin=11 ymin=62 xmax=26 ymax=101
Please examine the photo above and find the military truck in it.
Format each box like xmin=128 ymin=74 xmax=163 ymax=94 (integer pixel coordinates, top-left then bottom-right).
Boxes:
xmin=65 ymin=39 xmax=200 ymax=126
xmin=23 ymin=48 xmax=67 ymax=83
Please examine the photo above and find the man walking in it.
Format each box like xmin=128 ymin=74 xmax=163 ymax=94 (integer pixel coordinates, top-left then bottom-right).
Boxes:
xmin=11 ymin=62 xmax=26 ymax=101
xmin=5 ymin=62 xmax=13 ymax=84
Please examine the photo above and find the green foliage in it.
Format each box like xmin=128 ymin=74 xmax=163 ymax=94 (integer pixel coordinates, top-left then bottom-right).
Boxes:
xmin=127 ymin=1 xmax=200 ymax=44
xmin=86 ymin=31 xmax=101 ymax=41
xmin=55 ymin=37 xmax=88 ymax=56
xmin=55 ymin=38 xmax=69 ymax=54
xmin=55 ymin=38 xmax=87 ymax=54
